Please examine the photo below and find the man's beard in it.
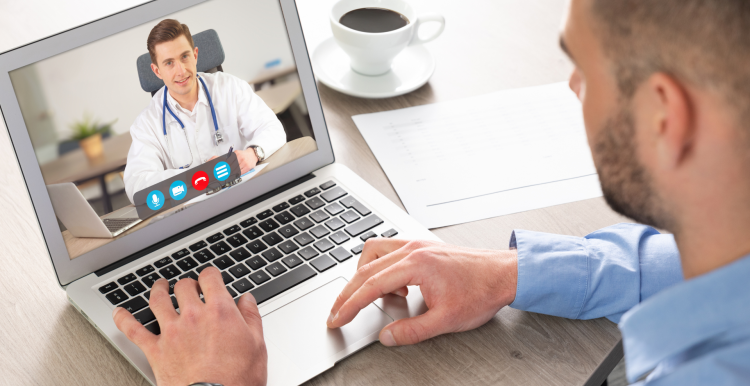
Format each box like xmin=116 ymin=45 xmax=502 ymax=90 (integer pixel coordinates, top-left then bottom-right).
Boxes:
xmin=592 ymin=102 xmax=674 ymax=230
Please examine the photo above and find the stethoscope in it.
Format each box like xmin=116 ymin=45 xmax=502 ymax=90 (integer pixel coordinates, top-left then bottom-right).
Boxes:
xmin=162 ymin=75 xmax=225 ymax=169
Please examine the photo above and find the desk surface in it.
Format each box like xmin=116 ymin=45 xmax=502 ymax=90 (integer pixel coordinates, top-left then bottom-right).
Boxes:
xmin=0 ymin=0 xmax=625 ymax=384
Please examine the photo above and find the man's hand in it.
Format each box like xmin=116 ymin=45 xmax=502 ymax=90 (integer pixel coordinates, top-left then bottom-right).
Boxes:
xmin=234 ymin=148 xmax=258 ymax=174
xmin=113 ymin=267 xmax=267 ymax=386
xmin=327 ymin=239 xmax=518 ymax=347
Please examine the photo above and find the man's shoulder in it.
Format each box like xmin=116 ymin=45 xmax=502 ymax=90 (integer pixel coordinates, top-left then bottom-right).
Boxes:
xmin=201 ymin=71 xmax=250 ymax=91
xmin=133 ymin=88 xmax=164 ymax=127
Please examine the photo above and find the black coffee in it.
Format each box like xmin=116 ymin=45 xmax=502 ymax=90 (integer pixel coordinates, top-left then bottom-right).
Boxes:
xmin=339 ymin=8 xmax=410 ymax=33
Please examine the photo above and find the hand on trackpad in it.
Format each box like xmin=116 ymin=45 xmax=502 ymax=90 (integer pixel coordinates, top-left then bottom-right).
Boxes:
xmin=262 ymin=277 xmax=392 ymax=371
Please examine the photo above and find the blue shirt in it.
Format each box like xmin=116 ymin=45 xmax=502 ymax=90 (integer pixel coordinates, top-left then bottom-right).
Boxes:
xmin=509 ymin=223 xmax=750 ymax=384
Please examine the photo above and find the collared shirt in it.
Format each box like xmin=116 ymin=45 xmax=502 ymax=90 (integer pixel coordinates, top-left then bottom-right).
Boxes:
xmin=509 ymin=223 xmax=750 ymax=384
xmin=124 ymin=71 xmax=286 ymax=203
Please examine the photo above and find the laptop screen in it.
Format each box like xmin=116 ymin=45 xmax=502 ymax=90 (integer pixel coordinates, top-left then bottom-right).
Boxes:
xmin=2 ymin=0 xmax=329 ymax=282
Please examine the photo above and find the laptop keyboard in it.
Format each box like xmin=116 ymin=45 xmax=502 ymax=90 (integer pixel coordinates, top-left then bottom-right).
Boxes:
xmin=96 ymin=180 xmax=399 ymax=335
xmin=102 ymin=218 xmax=140 ymax=232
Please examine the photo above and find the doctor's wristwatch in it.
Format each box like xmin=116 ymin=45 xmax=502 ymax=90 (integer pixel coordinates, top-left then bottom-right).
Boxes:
xmin=248 ymin=145 xmax=266 ymax=163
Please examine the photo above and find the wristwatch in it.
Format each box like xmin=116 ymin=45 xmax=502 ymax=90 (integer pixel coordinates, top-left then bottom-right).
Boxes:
xmin=248 ymin=145 xmax=265 ymax=162
xmin=188 ymin=383 xmax=223 ymax=386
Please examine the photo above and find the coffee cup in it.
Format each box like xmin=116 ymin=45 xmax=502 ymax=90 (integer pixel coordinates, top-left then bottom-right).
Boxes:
xmin=330 ymin=0 xmax=445 ymax=76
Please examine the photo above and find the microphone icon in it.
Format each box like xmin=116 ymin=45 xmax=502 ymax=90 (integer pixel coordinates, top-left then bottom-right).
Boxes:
xmin=152 ymin=194 xmax=159 ymax=205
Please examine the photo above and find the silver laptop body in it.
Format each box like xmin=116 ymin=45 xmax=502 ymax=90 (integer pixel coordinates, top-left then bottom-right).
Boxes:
xmin=0 ymin=0 xmax=437 ymax=384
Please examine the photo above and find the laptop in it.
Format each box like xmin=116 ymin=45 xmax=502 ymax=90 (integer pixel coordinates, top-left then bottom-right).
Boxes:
xmin=0 ymin=0 xmax=437 ymax=384
xmin=47 ymin=182 xmax=141 ymax=238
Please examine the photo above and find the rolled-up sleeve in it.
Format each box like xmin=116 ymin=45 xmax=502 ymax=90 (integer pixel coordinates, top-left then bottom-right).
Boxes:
xmin=508 ymin=223 xmax=683 ymax=323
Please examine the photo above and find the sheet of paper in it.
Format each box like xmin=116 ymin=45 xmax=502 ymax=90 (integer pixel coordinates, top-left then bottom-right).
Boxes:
xmin=352 ymin=82 xmax=603 ymax=229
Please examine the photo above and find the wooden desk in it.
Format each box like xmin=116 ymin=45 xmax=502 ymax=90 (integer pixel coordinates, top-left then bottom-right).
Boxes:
xmin=0 ymin=0 xmax=624 ymax=384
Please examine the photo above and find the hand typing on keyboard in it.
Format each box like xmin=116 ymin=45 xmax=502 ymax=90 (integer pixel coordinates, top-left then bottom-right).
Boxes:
xmin=326 ymin=239 xmax=518 ymax=347
xmin=112 ymin=267 xmax=267 ymax=386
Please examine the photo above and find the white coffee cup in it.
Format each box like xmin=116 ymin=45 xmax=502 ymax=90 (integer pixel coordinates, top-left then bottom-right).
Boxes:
xmin=330 ymin=0 xmax=445 ymax=76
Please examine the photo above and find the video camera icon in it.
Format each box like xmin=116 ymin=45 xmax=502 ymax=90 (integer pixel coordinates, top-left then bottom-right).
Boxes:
xmin=170 ymin=180 xmax=187 ymax=200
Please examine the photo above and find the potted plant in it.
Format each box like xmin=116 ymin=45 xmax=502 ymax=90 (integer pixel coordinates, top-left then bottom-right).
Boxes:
xmin=70 ymin=115 xmax=116 ymax=160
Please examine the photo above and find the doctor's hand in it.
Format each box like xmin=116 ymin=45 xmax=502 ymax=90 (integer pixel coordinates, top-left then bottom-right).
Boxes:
xmin=113 ymin=267 xmax=267 ymax=386
xmin=327 ymin=239 xmax=518 ymax=347
xmin=235 ymin=148 xmax=259 ymax=174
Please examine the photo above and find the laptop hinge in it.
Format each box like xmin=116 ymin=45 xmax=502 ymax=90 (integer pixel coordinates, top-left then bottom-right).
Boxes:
xmin=95 ymin=172 xmax=316 ymax=277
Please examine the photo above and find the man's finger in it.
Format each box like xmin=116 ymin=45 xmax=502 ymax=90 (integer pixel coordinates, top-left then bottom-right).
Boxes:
xmin=378 ymin=311 xmax=448 ymax=347
xmin=237 ymin=294 xmax=264 ymax=336
xmin=149 ymin=278 xmax=178 ymax=323
xmin=357 ymin=238 xmax=410 ymax=270
xmin=173 ymin=278 xmax=203 ymax=311
xmin=198 ymin=267 xmax=231 ymax=304
xmin=113 ymin=307 xmax=158 ymax=350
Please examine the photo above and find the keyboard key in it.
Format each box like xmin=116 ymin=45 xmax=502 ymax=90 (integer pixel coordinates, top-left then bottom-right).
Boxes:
xmin=310 ymin=255 xmax=337 ymax=273
xmin=176 ymin=257 xmax=199 ymax=272
xmin=226 ymin=286 xmax=238 ymax=298
xmin=325 ymin=217 xmax=346 ymax=231
xmin=340 ymin=196 xmax=372 ymax=216
xmin=330 ymin=231 xmax=350 ymax=245
xmin=293 ymin=217 xmax=314 ymax=231
xmin=223 ymin=225 xmax=241 ymax=236
xmin=250 ymin=265 xmax=317 ymax=305
xmin=272 ymin=202 xmax=290 ymax=213
xmin=226 ymin=234 xmax=248 ymax=248
xmin=304 ymin=187 xmax=321 ymax=197
xmin=324 ymin=202 xmax=345 ymax=216
xmin=340 ymin=210 xmax=360 ymax=224
xmin=171 ymin=249 xmax=190 ymax=260
xmin=257 ymin=209 xmax=274 ymax=220
xmin=189 ymin=240 xmax=207 ymax=252
xmin=381 ymin=228 xmax=399 ymax=238
xmin=288 ymin=195 xmax=306 ymax=205
xmin=242 ymin=226 xmax=263 ymax=240
xmin=259 ymin=219 xmax=280 ymax=232
xmin=179 ymin=271 xmax=198 ymax=281
xmin=105 ymin=289 xmax=128 ymax=305
xmin=351 ymin=244 xmax=364 ymax=255
xmin=145 ymin=321 xmax=161 ymax=335
xmin=262 ymin=247 xmax=283 ymax=262
xmin=141 ymin=273 xmax=161 ymax=288
xmin=248 ymin=270 xmax=271 ymax=285
xmin=360 ymin=231 xmax=377 ymax=242
xmin=330 ymin=247 xmax=353 ymax=262
xmin=193 ymin=249 xmax=215 ymax=263
xmin=281 ymin=254 xmax=303 ymax=269
xmin=158 ymin=265 xmax=181 ymax=279
xmin=266 ymin=262 xmax=288 ymax=277
xmin=232 ymin=278 xmax=254 ymax=293
xmin=262 ymin=231 xmax=283 ymax=246
xmin=229 ymin=263 xmax=251 ymax=278
xmin=168 ymin=279 xmax=177 ymax=294
xmin=120 ymin=296 xmax=148 ymax=313
xmin=293 ymin=232 xmax=315 ymax=246
xmin=321 ymin=187 xmax=347 ymax=203
xmin=314 ymin=238 xmax=335 ymax=253
xmin=133 ymin=307 xmax=156 ymax=325
xmin=144 ymin=291 xmax=150 ymax=300
xmin=196 ymin=263 xmax=213 ymax=274
xmin=229 ymin=247 xmax=252 ymax=262
xmin=222 ymin=271 xmax=234 ymax=284
xmin=210 ymin=241 xmax=232 ymax=255
xmin=153 ymin=257 xmax=173 ymax=269
xmin=207 ymin=232 xmax=224 ymax=244
xmin=310 ymin=225 xmax=330 ymax=239
xmin=213 ymin=255 xmax=235 ymax=270
xmin=278 ymin=224 xmax=299 ymax=239
xmin=319 ymin=180 xmax=336 ymax=190
xmin=117 ymin=273 xmax=137 ymax=285
xmin=240 ymin=217 xmax=258 ymax=228
xmin=306 ymin=197 xmax=326 ymax=210
xmin=246 ymin=256 xmax=268 ymax=270
xmin=290 ymin=203 xmax=311 ymax=217
xmin=310 ymin=210 xmax=330 ymax=223
xmin=298 ymin=246 xmax=319 ymax=260
xmin=246 ymin=240 xmax=268 ymax=254
xmin=344 ymin=215 xmax=383 ymax=237
xmin=135 ymin=265 xmax=155 ymax=277
xmin=99 ymin=282 xmax=117 ymax=294
xmin=274 ymin=211 xmax=294 ymax=225
xmin=278 ymin=240 xmax=299 ymax=254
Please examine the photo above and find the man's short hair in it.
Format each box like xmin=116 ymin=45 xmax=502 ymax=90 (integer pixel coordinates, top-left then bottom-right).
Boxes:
xmin=147 ymin=19 xmax=194 ymax=65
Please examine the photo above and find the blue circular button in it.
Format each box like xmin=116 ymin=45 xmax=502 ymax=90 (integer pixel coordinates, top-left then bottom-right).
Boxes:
xmin=214 ymin=161 xmax=231 ymax=181
xmin=169 ymin=180 xmax=187 ymax=201
xmin=146 ymin=190 xmax=165 ymax=211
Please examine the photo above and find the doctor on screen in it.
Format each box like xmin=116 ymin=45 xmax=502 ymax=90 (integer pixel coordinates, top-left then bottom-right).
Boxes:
xmin=124 ymin=19 xmax=286 ymax=204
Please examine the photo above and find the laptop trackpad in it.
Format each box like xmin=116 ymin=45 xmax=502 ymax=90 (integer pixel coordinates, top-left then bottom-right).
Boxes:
xmin=262 ymin=277 xmax=393 ymax=372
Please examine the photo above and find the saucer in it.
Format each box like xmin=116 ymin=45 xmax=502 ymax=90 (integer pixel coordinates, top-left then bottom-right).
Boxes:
xmin=311 ymin=37 xmax=436 ymax=99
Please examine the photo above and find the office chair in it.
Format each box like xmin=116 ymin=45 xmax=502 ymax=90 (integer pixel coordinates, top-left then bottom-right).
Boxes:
xmin=135 ymin=29 xmax=226 ymax=96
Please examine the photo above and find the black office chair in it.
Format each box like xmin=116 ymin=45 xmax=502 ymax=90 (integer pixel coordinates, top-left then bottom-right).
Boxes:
xmin=135 ymin=29 xmax=226 ymax=96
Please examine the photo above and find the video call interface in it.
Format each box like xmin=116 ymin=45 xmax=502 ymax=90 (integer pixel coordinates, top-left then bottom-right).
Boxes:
xmin=8 ymin=0 xmax=318 ymax=259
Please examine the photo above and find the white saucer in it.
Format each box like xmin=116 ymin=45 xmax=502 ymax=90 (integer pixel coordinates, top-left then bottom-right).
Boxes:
xmin=311 ymin=37 xmax=435 ymax=99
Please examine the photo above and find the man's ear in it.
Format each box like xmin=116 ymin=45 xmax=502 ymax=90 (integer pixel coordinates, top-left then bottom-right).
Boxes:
xmin=193 ymin=46 xmax=199 ymax=61
xmin=150 ymin=63 xmax=162 ymax=80
xmin=643 ymin=72 xmax=693 ymax=170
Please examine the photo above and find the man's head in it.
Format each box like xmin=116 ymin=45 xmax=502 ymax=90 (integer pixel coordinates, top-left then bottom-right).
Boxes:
xmin=147 ymin=19 xmax=199 ymax=98
xmin=562 ymin=0 xmax=750 ymax=236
